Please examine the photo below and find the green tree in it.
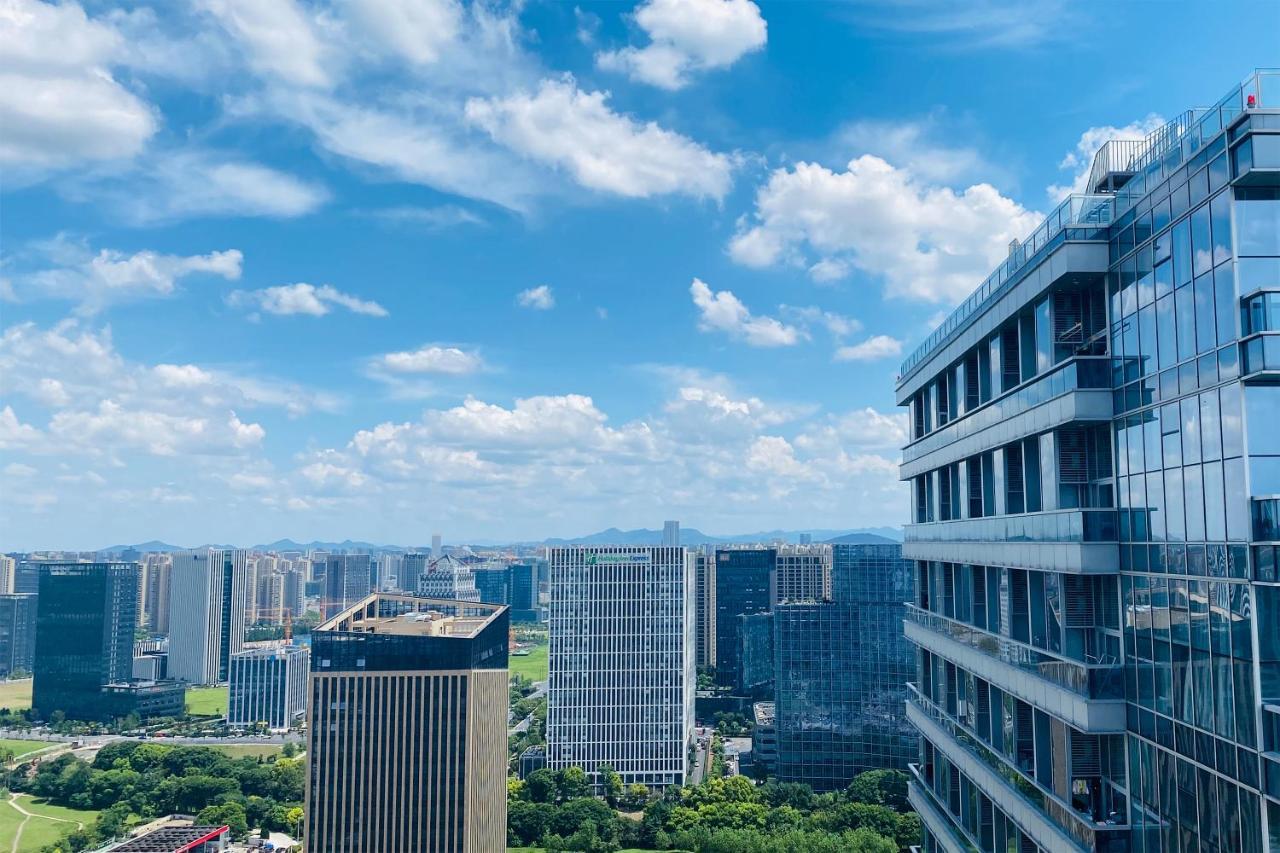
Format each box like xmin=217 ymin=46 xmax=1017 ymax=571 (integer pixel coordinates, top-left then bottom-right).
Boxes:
xmin=845 ymin=769 xmax=910 ymax=811
xmin=525 ymin=768 xmax=557 ymax=803
xmin=619 ymin=782 xmax=649 ymax=811
xmin=554 ymin=766 xmax=590 ymax=802
xmin=195 ymin=803 xmax=248 ymax=840
xmin=596 ymin=764 xmax=622 ymax=808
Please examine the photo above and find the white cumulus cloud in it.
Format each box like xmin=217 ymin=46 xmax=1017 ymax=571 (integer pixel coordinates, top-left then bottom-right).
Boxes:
xmin=228 ymin=282 xmax=388 ymax=318
xmin=596 ymin=0 xmax=766 ymax=90
xmin=379 ymin=345 xmax=485 ymax=375
xmin=466 ymin=76 xmax=736 ymax=200
xmin=834 ymin=335 xmax=903 ymax=362
xmin=690 ymin=278 xmax=802 ymax=347
xmin=1047 ymin=113 xmax=1166 ymax=202
xmin=517 ymin=285 xmax=555 ymax=310
xmin=729 ymin=155 xmax=1041 ymax=303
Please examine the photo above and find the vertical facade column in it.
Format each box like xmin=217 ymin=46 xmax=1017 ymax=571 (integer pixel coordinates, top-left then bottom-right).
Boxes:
xmin=1039 ymin=432 xmax=1059 ymax=512
xmin=958 ymin=460 xmax=971 ymax=520
xmin=992 ymin=448 xmax=1008 ymax=516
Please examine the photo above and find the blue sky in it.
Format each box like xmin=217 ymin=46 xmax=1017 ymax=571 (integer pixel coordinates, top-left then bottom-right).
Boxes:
xmin=1 ymin=0 xmax=1277 ymax=549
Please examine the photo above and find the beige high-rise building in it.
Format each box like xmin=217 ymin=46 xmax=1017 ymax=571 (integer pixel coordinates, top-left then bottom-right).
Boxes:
xmin=774 ymin=545 xmax=832 ymax=603
xmin=306 ymin=594 xmax=509 ymax=853
xmin=0 ymin=556 xmax=15 ymax=595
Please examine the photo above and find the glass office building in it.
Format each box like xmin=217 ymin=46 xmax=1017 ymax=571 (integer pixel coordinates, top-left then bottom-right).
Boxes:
xmin=898 ymin=71 xmax=1280 ymax=853
xmin=773 ymin=544 xmax=916 ymax=791
xmin=714 ymin=548 xmax=775 ymax=691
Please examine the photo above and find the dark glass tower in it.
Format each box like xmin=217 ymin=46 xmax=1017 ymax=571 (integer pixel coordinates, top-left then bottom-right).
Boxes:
xmin=772 ymin=544 xmax=916 ymax=790
xmin=713 ymin=548 xmax=775 ymax=691
xmin=898 ymin=71 xmax=1280 ymax=853
xmin=306 ymin=594 xmax=509 ymax=853
xmin=473 ymin=566 xmax=511 ymax=605
xmin=33 ymin=562 xmax=137 ymax=721
xmin=0 ymin=594 xmax=37 ymax=677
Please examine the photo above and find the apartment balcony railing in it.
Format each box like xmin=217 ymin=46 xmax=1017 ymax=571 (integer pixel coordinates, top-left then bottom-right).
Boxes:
xmin=903 ymin=356 xmax=1111 ymax=464
xmin=907 ymin=765 xmax=981 ymax=853
xmin=904 ymin=604 xmax=1124 ymax=701
xmin=907 ymin=685 xmax=1129 ymax=853
xmin=906 ymin=509 xmax=1118 ymax=544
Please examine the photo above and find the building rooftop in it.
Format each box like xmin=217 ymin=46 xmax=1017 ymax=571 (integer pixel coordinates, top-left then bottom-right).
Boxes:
xmin=897 ymin=67 xmax=1279 ymax=387
xmin=316 ymin=593 xmax=504 ymax=638
xmin=108 ymin=825 xmax=228 ymax=852
xmin=753 ymin=701 xmax=776 ymax=727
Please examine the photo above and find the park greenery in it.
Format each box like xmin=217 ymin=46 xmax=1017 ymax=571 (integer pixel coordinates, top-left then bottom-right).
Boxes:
xmin=509 ymin=674 xmax=549 ymax=770
xmin=11 ymin=741 xmax=304 ymax=852
xmin=507 ymin=766 xmax=919 ymax=852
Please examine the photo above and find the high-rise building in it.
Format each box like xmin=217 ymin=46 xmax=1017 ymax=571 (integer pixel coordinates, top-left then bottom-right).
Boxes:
xmin=547 ymin=546 xmax=695 ymax=789
xmin=228 ymin=645 xmax=309 ymax=730
xmin=0 ymin=555 xmax=15 ymax=594
xmin=305 ymin=594 xmax=508 ymax=853
xmin=402 ymin=552 xmax=431 ymax=593
xmin=663 ymin=520 xmax=681 ymax=546
xmin=256 ymin=572 xmax=284 ymax=624
xmin=417 ymin=554 xmax=480 ymax=602
xmin=473 ymin=566 xmax=511 ymax=605
xmin=322 ymin=554 xmax=372 ymax=617
xmin=738 ymin=611 xmax=773 ymax=694
xmin=143 ymin=555 xmax=171 ymax=634
xmin=32 ymin=562 xmax=137 ymax=720
xmin=774 ymin=545 xmax=831 ymax=603
xmin=898 ymin=71 xmax=1280 ymax=853
xmin=431 ymin=532 xmax=443 ymax=556
xmin=168 ymin=550 xmax=249 ymax=684
xmin=282 ymin=568 xmax=305 ymax=616
xmin=773 ymin=543 xmax=916 ymax=791
xmin=0 ymin=594 xmax=37 ymax=677
xmin=694 ymin=550 xmax=715 ymax=669
xmin=713 ymin=548 xmax=775 ymax=691
xmin=508 ymin=563 xmax=539 ymax=621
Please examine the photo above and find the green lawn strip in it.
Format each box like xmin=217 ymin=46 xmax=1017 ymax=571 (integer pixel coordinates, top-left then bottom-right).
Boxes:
xmin=209 ymin=744 xmax=285 ymax=759
xmin=184 ymin=686 xmax=229 ymax=717
xmin=0 ymin=680 xmax=32 ymax=711
xmin=0 ymin=799 xmax=25 ymax=853
xmin=509 ymin=643 xmax=549 ymax=682
xmin=4 ymin=795 xmax=99 ymax=853
xmin=0 ymin=739 xmax=60 ymax=760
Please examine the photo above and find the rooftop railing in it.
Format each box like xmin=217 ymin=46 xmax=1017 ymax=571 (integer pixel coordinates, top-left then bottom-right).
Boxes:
xmin=897 ymin=194 xmax=1112 ymax=384
xmin=899 ymin=68 xmax=1280 ymax=388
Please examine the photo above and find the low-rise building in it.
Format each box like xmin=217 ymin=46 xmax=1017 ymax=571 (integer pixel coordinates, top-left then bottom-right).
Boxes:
xmin=228 ymin=645 xmax=309 ymax=730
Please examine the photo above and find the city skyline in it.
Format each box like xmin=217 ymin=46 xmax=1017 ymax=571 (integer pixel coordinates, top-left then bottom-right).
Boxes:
xmin=3 ymin=1 xmax=1276 ymax=549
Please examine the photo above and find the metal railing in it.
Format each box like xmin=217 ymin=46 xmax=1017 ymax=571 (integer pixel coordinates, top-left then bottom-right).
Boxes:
xmin=905 ymin=508 xmax=1118 ymax=544
xmin=904 ymin=604 xmax=1124 ymax=700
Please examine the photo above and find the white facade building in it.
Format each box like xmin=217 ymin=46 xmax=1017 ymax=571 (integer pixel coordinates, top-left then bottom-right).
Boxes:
xmin=546 ymin=546 xmax=695 ymax=789
xmin=228 ymin=645 xmax=309 ymax=730
xmin=167 ymin=549 xmax=248 ymax=684
xmin=417 ymin=554 xmax=480 ymax=602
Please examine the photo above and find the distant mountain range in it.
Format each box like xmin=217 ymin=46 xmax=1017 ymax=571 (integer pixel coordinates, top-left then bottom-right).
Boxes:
xmin=98 ymin=527 xmax=901 ymax=554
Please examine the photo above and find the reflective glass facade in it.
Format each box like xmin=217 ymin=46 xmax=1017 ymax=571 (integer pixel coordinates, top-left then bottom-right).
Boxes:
xmin=898 ymin=72 xmax=1280 ymax=853
xmin=714 ymin=548 xmax=775 ymax=691
xmin=773 ymin=544 xmax=917 ymax=791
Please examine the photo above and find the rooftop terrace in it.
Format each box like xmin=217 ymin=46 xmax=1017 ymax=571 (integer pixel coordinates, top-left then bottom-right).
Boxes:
xmin=316 ymin=592 xmax=504 ymax=638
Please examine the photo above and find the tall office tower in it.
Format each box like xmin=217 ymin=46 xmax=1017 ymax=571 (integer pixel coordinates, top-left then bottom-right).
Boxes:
xmin=773 ymin=543 xmax=916 ymax=791
xmin=508 ymin=563 xmax=538 ymax=621
xmin=322 ymin=554 xmax=372 ymax=617
xmin=377 ymin=553 xmax=403 ymax=591
xmin=713 ymin=548 xmax=775 ymax=691
xmin=306 ymin=594 xmax=508 ymax=853
xmin=473 ymin=567 xmax=511 ymax=606
xmin=738 ymin=611 xmax=773 ymax=694
xmin=256 ymin=572 xmax=285 ymax=624
xmin=546 ymin=546 xmax=695 ymax=788
xmin=0 ymin=594 xmax=37 ymax=676
xmin=774 ymin=545 xmax=832 ymax=603
xmin=0 ymin=555 xmax=14 ymax=594
xmin=282 ymin=568 xmax=305 ymax=616
xmin=309 ymin=551 xmax=329 ymax=582
xmin=142 ymin=554 xmax=171 ymax=633
xmin=228 ymin=645 xmax=309 ymax=730
xmin=168 ymin=550 xmax=249 ymax=684
xmin=431 ymin=532 xmax=443 ymax=556
xmin=417 ymin=555 xmax=480 ymax=602
xmin=663 ymin=520 xmax=681 ymax=546
xmin=799 ymin=533 xmax=813 ymax=545
xmin=402 ymin=552 xmax=431 ymax=593
xmin=13 ymin=560 xmax=40 ymax=595
xmin=899 ymin=71 xmax=1280 ymax=853
xmin=693 ymin=550 xmax=716 ymax=669
xmin=32 ymin=563 xmax=137 ymax=720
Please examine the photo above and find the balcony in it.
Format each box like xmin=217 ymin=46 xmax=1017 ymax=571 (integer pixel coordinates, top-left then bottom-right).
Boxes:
xmin=901 ymin=357 xmax=1111 ymax=477
xmin=904 ymin=604 xmax=1126 ymax=733
xmin=907 ymin=687 xmax=1129 ymax=853
xmin=903 ymin=509 xmax=1118 ymax=574
xmin=907 ymin=766 xmax=979 ymax=853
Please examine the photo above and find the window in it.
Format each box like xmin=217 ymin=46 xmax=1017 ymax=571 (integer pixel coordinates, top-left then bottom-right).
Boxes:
xmin=1236 ymin=188 xmax=1280 ymax=256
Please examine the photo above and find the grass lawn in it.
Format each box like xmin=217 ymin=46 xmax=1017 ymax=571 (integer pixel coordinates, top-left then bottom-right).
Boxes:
xmin=0 ymin=739 xmax=59 ymax=761
xmin=185 ymin=686 xmax=229 ymax=717
xmin=0 ymin=795 xmax=98 ymax=853
xmin=509 ymin=642 xmax=549 ymax=682
xmin=0 ymin=679 xmax=32 ymax=711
